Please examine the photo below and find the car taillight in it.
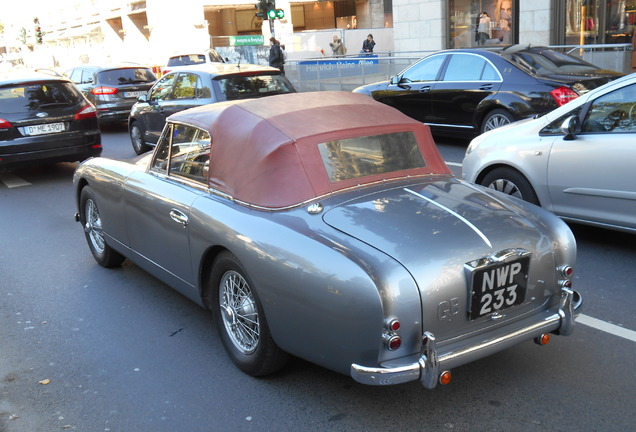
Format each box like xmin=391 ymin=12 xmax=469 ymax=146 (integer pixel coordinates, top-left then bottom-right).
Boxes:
xmin=92 ymin=86 xmax=118 ymax=95
xmin=75 ymin=105 xmax=98 ymax=120
xmin=550 ymin=87 xmax=579 ymax=106
xmin=0 ymin=118 xmax=12 ymax=128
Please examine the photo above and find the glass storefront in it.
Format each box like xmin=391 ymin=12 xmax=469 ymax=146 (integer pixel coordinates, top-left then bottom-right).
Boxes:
xmin=449 ymin=0 xmax=515 ymax=48
xmin=564 ymin=0 xmax=635 ymax=45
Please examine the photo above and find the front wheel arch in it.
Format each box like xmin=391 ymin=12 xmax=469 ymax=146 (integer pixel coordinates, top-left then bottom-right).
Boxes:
xmin=478 ymin=166 xmax=540 ymax=206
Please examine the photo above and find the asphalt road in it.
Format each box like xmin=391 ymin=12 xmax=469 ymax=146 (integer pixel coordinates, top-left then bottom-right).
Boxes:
xmin=1 ymin=124 xmax=634 ymax=432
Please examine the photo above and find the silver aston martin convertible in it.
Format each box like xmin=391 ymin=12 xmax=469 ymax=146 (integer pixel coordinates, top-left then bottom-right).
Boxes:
xmin=73 ymin=91 xmax=582 ymax=388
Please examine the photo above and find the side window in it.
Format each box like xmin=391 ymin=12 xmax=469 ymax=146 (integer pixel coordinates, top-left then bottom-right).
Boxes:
xmin=401 ymin=55 xmax=446 ymax=82
xmin=581 ymin=83 xmax=636 ymax=133
xmin=81 ymin=70 xmax=93 ymax=84
xmin=173 ymin=73 xmax=199 ymax=100
xmin=149 ymin=74 xmax=177 ymax=101
xmin=540 ymin=106 xmax=583 ymax=135
xmin=443 ymin=54 xmax=491 ymax=81
xmin=151 ymin=123 xmax=211 ymax=184
xmin=481 ymin=62 xmax=500 ymax=81
xmin=67 ymin=69 xmax=82 ymax=83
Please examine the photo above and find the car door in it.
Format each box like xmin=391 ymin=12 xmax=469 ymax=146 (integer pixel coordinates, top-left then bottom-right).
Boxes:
xmin=429 ymin=53 xmax=503 ymax=129
xmin=123 ymin=123 xmax=211 ymax=292
xmin=547 ymin=83 xmax=636 ymax=229
xmin=375 ymin=53 xmax=447 ymax=123
xmin=136 ymin=73 xmax=177 ymax=144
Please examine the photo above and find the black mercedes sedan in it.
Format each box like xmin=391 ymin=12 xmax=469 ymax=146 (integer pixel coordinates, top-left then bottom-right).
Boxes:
xmin=128 ymin=63 xmax=296 ymax=154
xmin=353 ymin=45 xmax=623 ymax=138
xmin=0 ymin=71 xmax=101 ymax=171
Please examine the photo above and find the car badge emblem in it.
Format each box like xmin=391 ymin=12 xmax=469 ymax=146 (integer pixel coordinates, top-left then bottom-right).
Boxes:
xmin=36 ymin=112 xmax=49 ymax=118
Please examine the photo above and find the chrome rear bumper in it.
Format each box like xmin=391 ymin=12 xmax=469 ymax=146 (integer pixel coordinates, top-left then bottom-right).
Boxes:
xmin=351 ymin=288 xmax=582 ymax=389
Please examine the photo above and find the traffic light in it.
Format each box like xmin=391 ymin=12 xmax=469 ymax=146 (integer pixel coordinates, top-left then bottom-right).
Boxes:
xmin=34 ymin=17 xmax=43 ymax=44
xmin=268 ymin=9 xmax=285 ymax=20
xmin=256 ymin=0 xmax=283 ymax=20
xmin=255 ymin=0 xmax=267 ymax=18
xmin=256 ymin=0 xmax=275 ymax=19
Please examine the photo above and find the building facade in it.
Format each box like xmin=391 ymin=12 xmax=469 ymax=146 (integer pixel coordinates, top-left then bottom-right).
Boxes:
xmin=1 ymin=0 xmax=634 ymax=71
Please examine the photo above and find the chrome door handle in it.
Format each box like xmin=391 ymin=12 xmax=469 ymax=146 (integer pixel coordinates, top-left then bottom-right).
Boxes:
xmin=169 ymin=209 xmax=188 ymax=228
xmin=419 ymin=86 xmax=432 ymax=93
xmin=480 ymin=84 xmax=493 ymax=90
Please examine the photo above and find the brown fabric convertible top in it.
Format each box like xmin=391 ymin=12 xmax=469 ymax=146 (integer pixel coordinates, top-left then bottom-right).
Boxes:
xmin=168 ymin=91 xmax=451 ymax=208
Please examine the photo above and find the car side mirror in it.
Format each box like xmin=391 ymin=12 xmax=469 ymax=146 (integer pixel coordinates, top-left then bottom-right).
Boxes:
xmin=561 ymin=115 xmax=580 ymax=141
xmin=390 ymin=75 xmax=400 ymax=85
xmin=137 ymin=94 xmax=148 ymax=103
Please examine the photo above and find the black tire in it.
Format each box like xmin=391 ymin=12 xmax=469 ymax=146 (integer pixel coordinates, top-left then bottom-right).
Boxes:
xmin=79 ymin=186 xmax=126 ymax=268
xmin=480 ymin=167 xmax=540 ymax=205
xmin=130 ymin=122 xmax=151 ymax=155
xmin=209 ymin=251 xmax=288 ymax=376
xmin=481 ymin=109 xmax=515 ymax=133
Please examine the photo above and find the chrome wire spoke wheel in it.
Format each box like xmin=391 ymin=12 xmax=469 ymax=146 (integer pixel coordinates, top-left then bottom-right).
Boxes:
xmin=219 ymin=270 xmax=259 ymax=354
xmin=488 ymin=178 xmax=522 ymax=199
xmin=84 ymin=199 xmax=105 ymax=254
xmin=131 ymin=127 xmax=143 ymax=152
xmin=484 ymin=113 xmax=511 ymax=131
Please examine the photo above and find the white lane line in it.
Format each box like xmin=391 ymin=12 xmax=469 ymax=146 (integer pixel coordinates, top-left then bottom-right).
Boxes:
xmin=0 ymin=173 xmax=31 ymax=188
xmin=577 ymin=314 xmax=636 ymax=342
xmin=446 ymin=161 xmax=462 ymax=167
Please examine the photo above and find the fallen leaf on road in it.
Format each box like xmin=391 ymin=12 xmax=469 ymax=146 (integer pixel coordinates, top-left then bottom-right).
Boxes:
xmin=38 ymin=379 xmax=51 ymax=385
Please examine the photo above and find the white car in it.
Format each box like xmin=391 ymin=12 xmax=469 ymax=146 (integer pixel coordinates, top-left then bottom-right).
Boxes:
xmin=462 ymin=72 xmax=636 ymax=233
xmin=161 ymin=49 xmax=226 ymax=74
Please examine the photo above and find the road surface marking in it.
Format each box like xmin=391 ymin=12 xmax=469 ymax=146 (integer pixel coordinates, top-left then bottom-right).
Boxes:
xmin=578 ymin=314 xmax=636 ymax=342
xmin=0 ymin=173 xmax=31 ymax=188
xmin=446 ymin=161 xmax=462 ymax=167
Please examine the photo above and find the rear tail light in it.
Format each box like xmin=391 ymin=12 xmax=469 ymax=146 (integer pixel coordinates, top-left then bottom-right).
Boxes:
xmin=0 ymin=118 xmax=12 ymax=128
xmin=92 ymin=86 xmax=118 ymax=95
xmin=385 ymin=334 xmax=401 ymax=351
xmin=75 ymin=105 xmax=98 ymax=120
xmin=550 ymin=87 xmax=579 ymax=106
xmin=558 ymin=265 xmax=574 ymax=277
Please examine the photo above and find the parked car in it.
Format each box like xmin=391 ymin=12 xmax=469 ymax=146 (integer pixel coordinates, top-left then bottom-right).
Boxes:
xmin=161 ymin=49 xmax=226 ymax=74
xmin=0 ymin=71 xmax=101 ymax=170
xmin=64 ymin=65 xmax=157 ymax=123
xmin=353 ymin=45 xmax=622 ymax=138
xmin=128 ymin=63 xmax=296 ymax=154
xmin=73 ymin=91 xmax=582 ymax=388
xmin=462 ymin=72 xmax=636 ymax=233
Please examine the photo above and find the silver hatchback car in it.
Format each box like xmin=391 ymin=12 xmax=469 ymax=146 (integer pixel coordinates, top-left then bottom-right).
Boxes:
xmin=463 ymin=72 xmax=636 ymax=233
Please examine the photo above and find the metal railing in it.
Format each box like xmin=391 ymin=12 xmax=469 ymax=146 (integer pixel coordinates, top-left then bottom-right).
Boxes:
xmin=283 ymin=44 xmax=634 ymax=92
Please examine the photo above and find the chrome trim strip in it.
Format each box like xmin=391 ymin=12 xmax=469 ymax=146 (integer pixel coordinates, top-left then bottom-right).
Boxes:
xmin=350 ymin=288 xmax=582 ymax=388
xmin=404 ymin=188 xmax=492 ymax=248
xmin=425 ymin=123 xmax=474 ymax=129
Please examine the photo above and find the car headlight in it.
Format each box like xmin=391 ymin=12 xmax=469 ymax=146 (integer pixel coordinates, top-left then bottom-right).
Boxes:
xmin=465 ymin=133 xmax=486 ymax=156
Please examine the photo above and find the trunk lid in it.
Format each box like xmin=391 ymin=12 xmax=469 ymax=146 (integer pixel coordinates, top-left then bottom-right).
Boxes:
xmin=322 ymin=178 xmax=559 ymax=340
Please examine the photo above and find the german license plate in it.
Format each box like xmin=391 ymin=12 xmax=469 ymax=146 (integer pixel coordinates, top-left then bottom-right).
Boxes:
xmin=25 ymin=122 xmax=65 ymax=136
xmin=468 ymin=254 xmax=530 ymax=320
xmin=124 ymin=91 xmax=145 ymax=98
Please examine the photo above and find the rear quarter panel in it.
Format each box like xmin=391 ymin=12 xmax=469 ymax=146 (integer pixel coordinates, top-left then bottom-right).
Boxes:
xmin=188 ymin=196 xmax=422 ymax=375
